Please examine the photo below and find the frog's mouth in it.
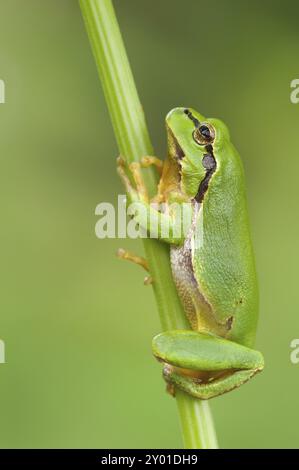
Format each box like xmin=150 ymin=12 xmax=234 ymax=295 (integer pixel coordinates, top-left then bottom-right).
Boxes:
xmin=167 ymin=125 xmax=185 ymax=162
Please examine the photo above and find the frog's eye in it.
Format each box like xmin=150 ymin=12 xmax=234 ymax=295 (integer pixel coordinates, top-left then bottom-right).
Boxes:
xmin=193 ymin=124 xmax=215 ymax=145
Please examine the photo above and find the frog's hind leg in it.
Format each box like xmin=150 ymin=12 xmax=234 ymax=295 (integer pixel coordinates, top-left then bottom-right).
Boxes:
xmin=163 ymin=366 xmax=258 ymax=400
xmin=152 ymin=330 xmax=264 ymax=399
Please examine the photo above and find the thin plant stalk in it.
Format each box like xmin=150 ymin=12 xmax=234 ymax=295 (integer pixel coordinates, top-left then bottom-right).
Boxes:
xmin=79 ymin=0 xmax=218 ymax=449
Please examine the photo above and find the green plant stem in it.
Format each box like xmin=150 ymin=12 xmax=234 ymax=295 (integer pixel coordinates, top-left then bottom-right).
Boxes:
xmin=79 ymin=0 xmax=218 ymax=449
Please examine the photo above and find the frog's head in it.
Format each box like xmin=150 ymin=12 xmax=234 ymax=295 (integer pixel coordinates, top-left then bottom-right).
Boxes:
xmin=166 ymin=107 xmax=231 ymax=200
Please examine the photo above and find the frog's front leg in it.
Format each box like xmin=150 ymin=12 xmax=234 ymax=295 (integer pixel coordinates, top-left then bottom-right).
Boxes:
xmin=141 ymin=156 xmax=164 ymax=175
xmin=117 ymin=157 xmax=187 ymax=245
xmin=152 ymin=331 xmax=264 ymax=400
xmin=118 ymin=156 xmax=163 ymax=202
xmin=129 ymin=161 xmax=149 ymax=203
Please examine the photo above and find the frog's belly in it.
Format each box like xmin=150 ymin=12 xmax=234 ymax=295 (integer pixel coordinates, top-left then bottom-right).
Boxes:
xmin=170 ymin=234 xmax=230 ymax=336
xmin=170 ymin=238 xmax=203 ymax=331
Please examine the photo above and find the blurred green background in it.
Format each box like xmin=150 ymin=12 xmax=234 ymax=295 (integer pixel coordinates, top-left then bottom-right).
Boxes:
xmin=0 ymin=0 xmax=298 ymax=448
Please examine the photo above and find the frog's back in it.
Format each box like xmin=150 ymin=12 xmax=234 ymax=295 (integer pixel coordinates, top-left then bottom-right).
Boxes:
xmin=192 ymin=144 xmax=258 ymax=348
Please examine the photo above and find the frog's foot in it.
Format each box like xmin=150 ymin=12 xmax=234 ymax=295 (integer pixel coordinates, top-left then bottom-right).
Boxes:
xmin=166 ymin=382 xmax=175 ymax=397
xmin=129 ymin=161 xmax=149 ymax=203
xmin=117 ymin=248 xmax=149 ymax=271
xmin=144 ymin=275 xmax=153 ymax=286
xmin=152 ymin=330 xmax=264 ymax=400
xmin=141 ymin=156 xmax=164 ymax=176
xmin=163 ymin=365 xmax=259 ymax=400
xmin=117 ymin=156 xmax=139 ymax=202
xmin=117 ymin=155 xmax=150 ymax=202
xmin=117 ymin=248 xmax=153 ymax=286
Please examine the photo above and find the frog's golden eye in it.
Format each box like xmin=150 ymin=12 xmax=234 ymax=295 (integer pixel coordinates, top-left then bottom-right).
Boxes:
xmin=193 ymin=124 xmax=215 ymax=145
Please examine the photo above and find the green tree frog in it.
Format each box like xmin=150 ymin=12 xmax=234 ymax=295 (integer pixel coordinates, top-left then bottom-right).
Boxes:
xmin=117 ymin=107 xmax=264 ymax=399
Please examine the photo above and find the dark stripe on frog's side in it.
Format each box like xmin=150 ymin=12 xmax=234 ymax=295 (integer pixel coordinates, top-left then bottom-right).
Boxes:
xmin=195 ymin=145 xmax=217 ymax=203
xmin=184 ymin=109 xmax=218 ymax=204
